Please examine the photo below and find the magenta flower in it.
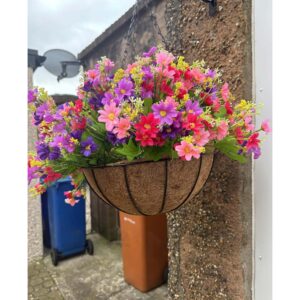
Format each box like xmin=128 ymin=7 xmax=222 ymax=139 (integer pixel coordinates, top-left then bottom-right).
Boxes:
xmin=115 ymin=78 xmax=133 ymax=100
xmin=28 ymin=88 xmax=38 ymax=103
xmin=185 ymin=100 xmax=203 ymax=116
xmin=152 ymin=101 xmax=178 ymax=125
xmin=143 ymin=47 xmax=157 ymax=57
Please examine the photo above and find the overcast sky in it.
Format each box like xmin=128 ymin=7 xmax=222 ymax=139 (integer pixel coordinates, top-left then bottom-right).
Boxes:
xmin=28 ymin=0 xmax=136 ymax=95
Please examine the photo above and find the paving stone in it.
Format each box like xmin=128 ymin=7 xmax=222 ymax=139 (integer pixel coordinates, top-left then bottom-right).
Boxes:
xmin=29 ymin=234 xmax=167 ymax=299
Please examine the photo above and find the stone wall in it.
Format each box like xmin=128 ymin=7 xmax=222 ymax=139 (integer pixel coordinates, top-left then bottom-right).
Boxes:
xmin=166 ymin=1 xmax=253 ymax=299
xmin=78 ymin=0 xmax=253 ymax=299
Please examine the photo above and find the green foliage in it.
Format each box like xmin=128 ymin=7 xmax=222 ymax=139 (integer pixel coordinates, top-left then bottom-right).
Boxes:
xmin=143 ymin=98 xmax=153 ymax=114
xmin=214 ymin=107 xmax=227 ymax=118
xmin=115 ymin=138 xmax=142 ymax=161
xmin=214 ymin=136 xmax=247 ymax=163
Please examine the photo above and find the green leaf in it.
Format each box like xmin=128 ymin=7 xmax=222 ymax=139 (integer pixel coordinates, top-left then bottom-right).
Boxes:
xmin=143 ymin=145 xmax=172 ymax=161
xmin=143 ymin=98 xmax=153 ymax=114
xmin=214 ymin=107 xmax=227 ymax=118
xmin=115 ymin=139 xmax=142 ymax=161
xmin=215 ymin=136 xmax=247 ymax=163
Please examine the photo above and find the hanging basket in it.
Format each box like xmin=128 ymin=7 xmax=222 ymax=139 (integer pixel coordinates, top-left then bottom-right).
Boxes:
xmin=82 ymin=154 xmax=214 ymax=216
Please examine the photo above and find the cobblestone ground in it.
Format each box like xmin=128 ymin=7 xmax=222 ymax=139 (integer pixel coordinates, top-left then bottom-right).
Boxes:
xmin=28 ymin=234 xmax=167 ymax=300
xmin=28 ymin=259 xmax=64 ymax=300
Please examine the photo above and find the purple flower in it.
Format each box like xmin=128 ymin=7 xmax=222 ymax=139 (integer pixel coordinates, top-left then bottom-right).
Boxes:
xmin=37 ymin=143 xmax=50 ymax=160
xmin=141 ymin=88 xmax=153 ymax=99
xmin=49 ymin=147 xmax=61 ymax=160
xmin=248 ymin=147 xmax=261 ymax=159
xmin=185 ymin=100 xmax=203 ymax=116
xmin=115 ymin=78 xmax=133 ymax=100
xmin=33 ymin=112 xmax=43 ymax=126
xmin=161 ymin=125 xmax=181 ymax=139
xmin=106 ymin=132 xmax=127 ymax=146
xmin=143 ymin=47 xmax=157 ymax=57
xmin=142 ymin=66 xmax=153 ymax=81
xmin=50 ymin=136 xmax=65 ymax=148
xmin=28 ymin=88 xmax=38 ymax=103
xmin=53 ymin=121 xmax=67 ymax=134
xmin=101 ymin=92 xmax=120 ymax=106
xmin=82 ymin=81 xmax=93 ymax=92
xmin=71 ymin=130 xmax=83 ymax=140
xmin=80 ymin=137 xmax=98 ymax=157
xmin=152 ymin=101 xmax=178 ymax=125
xmin=28 ymin=166 xmax=39 ymax=184
xmin=206 ymin=69 xmax=216 ymax=79
xmin=89 ymin=96 xmax=103 ymax=109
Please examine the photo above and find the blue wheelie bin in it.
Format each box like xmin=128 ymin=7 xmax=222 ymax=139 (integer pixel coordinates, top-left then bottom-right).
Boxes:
xmin=42 ymin=177 xmax=94 ymax=266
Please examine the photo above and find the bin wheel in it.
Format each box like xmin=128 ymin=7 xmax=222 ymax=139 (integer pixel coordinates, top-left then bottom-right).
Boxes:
xmin=86 ymin=239 xmax=94 ymax=255
xmin=50 ymin=249 xmax=59 ymax=266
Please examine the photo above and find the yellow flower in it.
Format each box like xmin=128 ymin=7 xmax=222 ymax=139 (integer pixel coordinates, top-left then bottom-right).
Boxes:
xmin=182 ymin=136 xmax=194 ymax=143
xmin=177 ymin=56 xmax=189 ymax=71
xmin=113 ymin=68 xmax=125 ymax=83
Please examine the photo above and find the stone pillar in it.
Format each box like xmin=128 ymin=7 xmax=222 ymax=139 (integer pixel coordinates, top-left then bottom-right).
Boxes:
xmin=166 ymin=1 xmax=253 ymax=299
xmin=28 ymin=67 xmax=43 ymax=261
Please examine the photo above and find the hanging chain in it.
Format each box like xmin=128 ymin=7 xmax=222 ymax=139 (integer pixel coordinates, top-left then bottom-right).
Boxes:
xmin=122 ymin=0 xmax=170 ymax=66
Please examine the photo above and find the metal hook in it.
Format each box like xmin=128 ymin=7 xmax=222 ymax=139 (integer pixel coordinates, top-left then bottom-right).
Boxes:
xmin=201 ymin=0 xmax=218 ymax=16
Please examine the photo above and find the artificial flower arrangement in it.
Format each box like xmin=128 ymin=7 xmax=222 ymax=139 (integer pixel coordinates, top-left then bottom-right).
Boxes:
xmin=28 ymin=47 xmax=270 ymax=213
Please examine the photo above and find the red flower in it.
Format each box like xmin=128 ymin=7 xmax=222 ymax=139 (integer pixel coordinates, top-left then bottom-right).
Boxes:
xmin=184 ymin=69 xmax=193 ymax=81
xmin=71 ymin=117 xmax=87 ymax=131
xmin=134 ymin=113 xmax=160 ymax=147
xmin=168 ymin=66 xmax=182 ymax=80
xmin=153 ymin=134 xmax=165 ymax=147
xmin=182 ymin=113 xmax=204 ymax=134
xmin=161 ymin=80 xmax=174 ymax=96
xmin=177 ymin=88 xmax=187 ymax=99
xmin=225 ymin=101 xmax=233 ymax=115
xmin=74 ymin=99 xmax=83 ymax=114
xmin=200 ymin=92 xmax=213 ymax=106
xmin=235 ymin=127 xmax=244 ymax=145
xmin=246 ymin=132 xmax=260 ymax=150
xmin=135 ymin=131 xmax=156 ymax=147
xmin=134 ymin=113 xmax=159 ymax=136
xmin=43 ymin=167 xmax=62 ymax=183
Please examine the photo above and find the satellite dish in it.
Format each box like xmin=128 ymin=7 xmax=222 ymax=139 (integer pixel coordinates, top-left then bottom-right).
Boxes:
xmin=43 ymin=49 xmax=81 ymax=82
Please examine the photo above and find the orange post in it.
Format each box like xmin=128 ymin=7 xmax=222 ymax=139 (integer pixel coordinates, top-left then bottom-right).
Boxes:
xmin=119 ymin=212 xmax=168 ymax=292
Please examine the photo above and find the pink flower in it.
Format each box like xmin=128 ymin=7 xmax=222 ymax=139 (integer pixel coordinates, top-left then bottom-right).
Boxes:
xmin=244 ymin=116 xmax=255 ymax=132
xmin=65 ymin=197 xmax=80 ymax=206
xmin=165 ymin=96 xmax=179 ymax=108
xmin=216 ymin=121 xmax=228 ymax=140
xmin=261 ymin=119 xmax=271 ymax=133
xmin=156 ymin=51 xmax=174 ymax=66
xmin=212 ymin=97 xmax=221 ymax=112
xmin=190 ymin=68 xmax=205 ymax=83
xmin=103 ymin=58 xmax=115 ymax=72
xmin=113 ymin=118 xmax=131 ymax=139
xmin=193 ymin=129 xmax=210 ymax=146
xmin=86 ymin=69 xmax=99 ymax=81
xmin=221 ymin=83 xmax=230 ymax=101
xmin=98 ymin=102 xmax=120 ymax=131
xmin=175 ymin=141 xmax=200 ymax=161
